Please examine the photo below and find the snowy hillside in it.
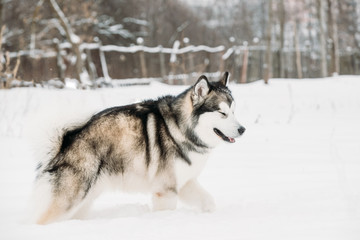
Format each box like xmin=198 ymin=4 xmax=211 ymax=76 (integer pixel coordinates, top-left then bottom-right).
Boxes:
xmin=0 ymin=76 xmax=360 ymax=240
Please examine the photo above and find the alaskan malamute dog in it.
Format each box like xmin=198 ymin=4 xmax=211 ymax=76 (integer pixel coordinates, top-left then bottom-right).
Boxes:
xmin=31 ymin=72 xmax=245 ymax=224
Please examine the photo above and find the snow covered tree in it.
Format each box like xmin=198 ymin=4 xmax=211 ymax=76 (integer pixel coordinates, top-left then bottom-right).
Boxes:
xmin=46 ymin=0 xmax=90 ymax=85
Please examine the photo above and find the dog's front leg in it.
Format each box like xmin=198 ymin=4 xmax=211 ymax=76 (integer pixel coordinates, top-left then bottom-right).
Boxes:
xmin=152 ymin=187 xmax=178 ymax=211
xmin=179 ymin=179 xmax=215 ymax=212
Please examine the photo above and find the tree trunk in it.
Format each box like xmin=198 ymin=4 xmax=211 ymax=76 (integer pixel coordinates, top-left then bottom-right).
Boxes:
xmin=279 ymin=0 xmax=286 ymax=78
xmin=0 ymin=0 xmax=4 ymax=29
xmin=47 ymin=0 xmax=90 ymax=85
xmin=30 ymin=0 xmax=44 ymax=55
xmin=294 ymin=21 xmax=303 ymax=79
xmin=318 ymin=0 xmax=328 ymax=78
xmin=306 ymin=0 xmax=315 ymax=78
xmin=327 ymin=0 xmax=340 ymax=75
xmin=264 ymin=0 xmax=273 ymax=84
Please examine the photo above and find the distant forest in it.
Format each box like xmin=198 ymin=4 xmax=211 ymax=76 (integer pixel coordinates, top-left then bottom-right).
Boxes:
xmin=1 ymin=0 xmax=360 ymax=87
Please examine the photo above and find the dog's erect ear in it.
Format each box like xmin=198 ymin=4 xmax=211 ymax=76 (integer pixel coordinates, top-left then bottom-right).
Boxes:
xmin=219 ymin=72 xmax=230 ymax=86
xmin=192 ymin=75 xmax=210 ymax=103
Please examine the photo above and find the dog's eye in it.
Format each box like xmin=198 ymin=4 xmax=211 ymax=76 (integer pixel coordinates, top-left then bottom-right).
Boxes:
xmin=218 ymin=111 xmax=227 ymax=117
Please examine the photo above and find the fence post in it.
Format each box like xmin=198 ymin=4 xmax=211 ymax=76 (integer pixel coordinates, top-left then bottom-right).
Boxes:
xmin=97 ymin=39 xmax=111 ymax=85
xmin=159 ymin=45 xmax=166 ymax=79
xmin=85 ymin=47 xmax=97 ymax=84
xmin=183 ymin=37 xmax=194 ymax=79
xmin=219 ymin=50 xmax=225 ymax=74
xmin=3 ymin=52 xmax=20 ymax=88
xmin=137 ymin=38 xmax=148 ymax=79
xmin=54 ymin=38 xmax=65 ymax=83
xmin=240 ymin=41 xmax=249 ymax=83
xmin=234 ymin=48 xmax=241 ymax=83
xmin=169 ymin=40 xmax=180 ymax=85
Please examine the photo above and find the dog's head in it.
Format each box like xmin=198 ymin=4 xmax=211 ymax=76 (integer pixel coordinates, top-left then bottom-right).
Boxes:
xmin=191 ymin=72 xmax=245 ymax=147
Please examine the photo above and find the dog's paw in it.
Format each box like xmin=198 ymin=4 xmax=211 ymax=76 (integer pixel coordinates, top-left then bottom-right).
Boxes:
xmin=201 ymin=196 xmax=216 ymax=212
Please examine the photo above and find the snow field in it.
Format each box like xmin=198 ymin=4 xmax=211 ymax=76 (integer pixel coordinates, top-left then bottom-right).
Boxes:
xmin=0 ymin=76 xmax=359 ymax=239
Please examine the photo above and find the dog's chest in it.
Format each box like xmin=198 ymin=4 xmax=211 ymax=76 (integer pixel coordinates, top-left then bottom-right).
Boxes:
xmin=175 ymin=151 xmax=210 ymax=189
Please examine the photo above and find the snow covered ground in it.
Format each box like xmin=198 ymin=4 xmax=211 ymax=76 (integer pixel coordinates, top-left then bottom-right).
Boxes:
xmin=0 ymin=76 xmax=360 ymax=240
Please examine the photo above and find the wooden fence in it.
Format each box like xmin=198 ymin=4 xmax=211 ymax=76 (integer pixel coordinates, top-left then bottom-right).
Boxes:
xmin=4 ymin=40 xmax=360 ymax=87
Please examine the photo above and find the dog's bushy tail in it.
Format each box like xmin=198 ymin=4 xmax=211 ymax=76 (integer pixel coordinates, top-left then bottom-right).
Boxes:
xmin=25 ymin=173 xmax=54 ymax=224
xmin=25 ymin=123 xmax=63 ymax=224
xmin=24 ymin=93 xmax=106 ymax=223
xmin=26 ymin=115 xmax=93 ymax=224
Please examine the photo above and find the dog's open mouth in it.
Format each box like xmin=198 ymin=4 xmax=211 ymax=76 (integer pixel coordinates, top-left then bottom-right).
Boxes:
xmin=213 ymin=128 xmax=235 ymax=143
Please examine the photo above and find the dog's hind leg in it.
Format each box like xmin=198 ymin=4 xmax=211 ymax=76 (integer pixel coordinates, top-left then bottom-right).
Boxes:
xmin=36 ymin=189 xmax=91 ymax=224
xmin=36 ymin=167 xmax=99 ymax=224
xmin=36 ymin=199 xmax=68 ymax=225
xmin=37 ymin=192 xmax=97 ymax=224
xmin=72 ymin=184 xmax=102 ymax=220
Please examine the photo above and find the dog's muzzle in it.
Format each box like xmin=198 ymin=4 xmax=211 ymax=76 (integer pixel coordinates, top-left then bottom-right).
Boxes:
xmin=214 ymin=128 xmax=235 ymax=143
xmin=213 ymin=126 xmax=246 ymax=143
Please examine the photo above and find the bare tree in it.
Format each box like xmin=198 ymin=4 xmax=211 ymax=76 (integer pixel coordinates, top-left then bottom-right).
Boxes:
xmin=30 ymin=0 xmax=44 ymax=54
xmin=279 ymin=0 xmax=286 ymax=78
xmin=317 ymin=0 xmax=328 ymax=78
xmin=327 ymin=0 xmax=340 ymax=74
xmin=0 ymin=26 xmax=21 ymax=88
xmin=294 ymin=20 xmax=303 ymax=79
xmin=264 ymin=0 xmax=273 ymax=84
xmin=337 ymin=0 xmax=360 ymax=51
xmin=47 ymin=0 xmax=90 ymax=85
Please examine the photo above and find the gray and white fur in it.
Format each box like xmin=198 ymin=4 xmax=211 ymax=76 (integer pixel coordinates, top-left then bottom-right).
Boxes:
xmin=30 ymin=72 xmax=246 ymax=224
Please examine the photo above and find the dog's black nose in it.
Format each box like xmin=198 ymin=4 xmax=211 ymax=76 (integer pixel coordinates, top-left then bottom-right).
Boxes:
xmin=238 ymin=126 xmax=246 ymax=135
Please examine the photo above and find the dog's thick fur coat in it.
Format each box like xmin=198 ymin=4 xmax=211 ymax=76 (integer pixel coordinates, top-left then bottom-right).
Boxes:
xmin=30 ymin=72 xmax=245 ymax=224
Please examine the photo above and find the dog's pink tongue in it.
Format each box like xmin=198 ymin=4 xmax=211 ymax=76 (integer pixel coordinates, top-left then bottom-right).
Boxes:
xmin=229 ymin=137 xmax=235 ymax=143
